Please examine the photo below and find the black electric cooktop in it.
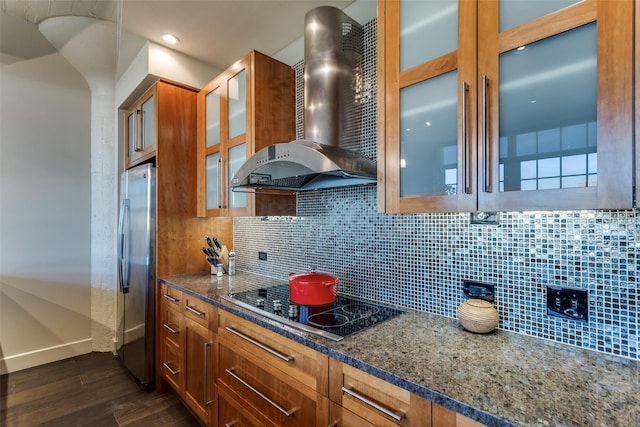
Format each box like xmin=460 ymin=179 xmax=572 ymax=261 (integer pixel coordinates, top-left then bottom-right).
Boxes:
xmin=221 ymin=284 xmax=404 ymax=341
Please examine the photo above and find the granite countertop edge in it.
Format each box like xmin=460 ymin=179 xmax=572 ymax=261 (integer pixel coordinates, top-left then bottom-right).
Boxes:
xmin=159 ymin=272 xmax=638 ymax=427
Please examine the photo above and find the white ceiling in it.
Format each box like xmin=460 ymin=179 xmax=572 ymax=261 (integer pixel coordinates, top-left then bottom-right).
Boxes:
xmin=1 ymin=0 xmax=377 ymax=72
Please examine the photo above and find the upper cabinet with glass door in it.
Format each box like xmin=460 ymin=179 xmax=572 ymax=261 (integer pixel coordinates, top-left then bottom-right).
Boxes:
xmin=378 ymin=0 xmax=478 ymax=213
xmin=378 ymin=0 xmax=634 ymax=213
xmin=125 ymin=85 xmax=157 ymax=168
xmin=197 ymin=51 xmax=296 ymax=217
xmin=478 ymin=0 xmax=634 ymax=211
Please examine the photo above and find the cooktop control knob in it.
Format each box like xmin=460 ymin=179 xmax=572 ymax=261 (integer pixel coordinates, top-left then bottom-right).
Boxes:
xmin=255 ymin=298 xmax=264 ymax=309
xmin=288 ymin=304 xmax=298 ymax=320
xmin=273 ymin=299 xmax=282 ymax=313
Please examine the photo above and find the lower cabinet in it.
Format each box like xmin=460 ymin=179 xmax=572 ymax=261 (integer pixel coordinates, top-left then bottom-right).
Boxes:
xmin=217 ymin=310 xmax=329 ymax=427
xmin=158 ymin=284 xmax=217 ymax=425
xmin=159 ymin=287 xmax=486 ymax=426
xmin=183 ymin=319 xmax=216 ymax=423
xmin=329 ymin=359 xmax=431 ymax=427
xmin=432 ymin=403 xmax=486 ymax=427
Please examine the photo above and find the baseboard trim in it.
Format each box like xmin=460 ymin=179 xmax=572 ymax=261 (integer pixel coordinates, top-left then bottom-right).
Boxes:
xmin=0 ymin=338 xmax=93 ymax=374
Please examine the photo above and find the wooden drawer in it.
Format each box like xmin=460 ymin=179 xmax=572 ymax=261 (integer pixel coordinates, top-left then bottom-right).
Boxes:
xmin=329 ymin=359 xmax=431 ymax=427
xmin=160 ymin=338 xmax=182 ymax=393
xmin=184 ymin=295 xmax=217 ymax=329
xmin=329 ymin=401 xmax=377 ymax=427
xmin=218 ymin=310 xmax=328 ymax=395
xmin=160 ymin=283 xmax=183 ymax=310
xmin=218 ymin=341 xmax=329 ymax=427
xmin=218 ymin=383 xmax=271 ymax=427
xmin=432 ymin=403 xmax=486 ymax=427
xmin=160 ymin=302 xmax=182 ymax=348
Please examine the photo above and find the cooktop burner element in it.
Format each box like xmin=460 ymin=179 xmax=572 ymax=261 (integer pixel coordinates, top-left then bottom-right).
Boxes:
xmin=221 ymin=284 xmax=404 ymax=341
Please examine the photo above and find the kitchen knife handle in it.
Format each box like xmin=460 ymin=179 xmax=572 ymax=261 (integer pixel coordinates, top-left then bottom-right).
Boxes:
xmin=203 ymin=342 xmax=214 ymax=406
xmin=224 ymin=326 xmax=294 ymax=362
xmin=482 ymin=75 xmax=492 ymax=193
xmin=225 ymin=368 xmax=299 ymax=417
xmin=341 ymin=385 xmax=405 ymax=421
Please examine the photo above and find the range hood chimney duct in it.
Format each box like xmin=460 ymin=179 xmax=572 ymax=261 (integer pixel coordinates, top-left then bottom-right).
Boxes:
xmin=231 ymin=6 xmax=377 ymax=191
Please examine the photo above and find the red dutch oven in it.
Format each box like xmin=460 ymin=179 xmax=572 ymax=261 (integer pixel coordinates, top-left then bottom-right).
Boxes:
xmin=288 ymin=271 xmax=339 ymax=305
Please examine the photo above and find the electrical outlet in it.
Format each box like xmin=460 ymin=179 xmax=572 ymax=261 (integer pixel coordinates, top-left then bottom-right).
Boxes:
xmin=546 ymin=286 xmax=588 ymax=322
xmin=258 ymin=251 xmax=267 ymax=261
xmin=463 ymin=280 xmax=495 ymax=302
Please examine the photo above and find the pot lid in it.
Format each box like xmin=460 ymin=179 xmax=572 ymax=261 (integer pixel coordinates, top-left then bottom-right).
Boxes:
xmin=289 ymin=271 xmax=338 ymax=285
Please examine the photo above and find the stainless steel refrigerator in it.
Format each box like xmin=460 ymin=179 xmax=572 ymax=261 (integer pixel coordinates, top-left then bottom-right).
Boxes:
xmin=117 ymin=163 xmax=156 ymax=390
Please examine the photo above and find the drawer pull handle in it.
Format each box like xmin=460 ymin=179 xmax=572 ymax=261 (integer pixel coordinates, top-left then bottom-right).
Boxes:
xmin=225 ymin=368 xmax=298 ymax=417
xmin=341 ymin=386 xmax=405 ymax=421
xmin=225 ymin=422 xmax=238 ymax=427
xmin=186 ymin=304 xmax=206 ymax=317
xmin=163 ymin=323 xmax=178 ymax=334
xmin=162 ymin=362 xmax=180 ymax=376
xmin=224 ymin=326 xmax=294 ymax=362
xmin=163 ymin=294 xmax=179 ymax=303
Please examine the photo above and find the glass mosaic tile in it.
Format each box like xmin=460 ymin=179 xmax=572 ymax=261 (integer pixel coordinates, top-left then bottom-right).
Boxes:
xmin=235 ymin=17 xmax=640 ymax=361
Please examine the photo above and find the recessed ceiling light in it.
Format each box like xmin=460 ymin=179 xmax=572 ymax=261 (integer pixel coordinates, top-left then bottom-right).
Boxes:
xmin=161 ymin=33 xmax=179 ymax=45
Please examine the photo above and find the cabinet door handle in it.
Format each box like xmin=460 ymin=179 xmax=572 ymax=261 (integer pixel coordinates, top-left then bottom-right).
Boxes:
xmin=225 ymin=422 xmax=239 ymax=427
xmin=163 ymin=323 xmax=178 ymax=334
xmin=482 ymin=75 xmax=492 ymax=193
xmin=203 ymin=342 xmax=214 ymax=406
xmin=218 ymin=157 xmax=228 ymax=209
xmin=224 ymin=326 xmax=294 ymax=362
xmin=135 ymin=109 xmax=142 ymax=152
xmin=225 ymin=368 xmax=299 ymax=417
xmin=163 ymin=294 xmax=179 ymax=304
xmin=341 ymin=385 xmax=405 ymax=421
xmin=461 ymin=81 xmax=471 ymax=194
xmin=162 ymin=362 xmax=180 ymax=376
xmin=186 ymin=304 xmax=206 ymax=318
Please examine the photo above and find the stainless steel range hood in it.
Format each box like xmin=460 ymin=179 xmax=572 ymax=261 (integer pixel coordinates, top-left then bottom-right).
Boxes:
xmin=231 ymin=6 xmax=376 ymax=192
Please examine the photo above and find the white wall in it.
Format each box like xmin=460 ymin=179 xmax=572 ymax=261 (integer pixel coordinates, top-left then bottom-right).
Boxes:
xmin=0 ymin=49 xmax=92 ymax=373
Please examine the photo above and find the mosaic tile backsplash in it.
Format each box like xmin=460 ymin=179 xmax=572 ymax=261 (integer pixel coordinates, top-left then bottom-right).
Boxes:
xmin=235 ymin=19 xmax=639 ymax=361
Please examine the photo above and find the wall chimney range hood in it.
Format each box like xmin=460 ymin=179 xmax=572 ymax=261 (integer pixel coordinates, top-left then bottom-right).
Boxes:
xmin=231 ymin=6 xmax=377 ymax=192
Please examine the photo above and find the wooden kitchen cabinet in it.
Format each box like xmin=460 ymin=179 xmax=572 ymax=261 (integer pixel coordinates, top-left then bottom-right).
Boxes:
xmin=159 ymin=284 xmax=184 ymax=393
xmin=124 ymin=85 xmax=157 ymax=168
xmin=432 ymin=403 xmax=485 ymax=427
xmin=328 ymin=359 xmax=431 ymax=427
xmin=183 ymin=318 xmax=216 ymax=423
xmin=217 ymin=310 xmax=330 ymax=427
xmin=378 ymin=0 xmax=634 ymax=213
xmin=197 ymin=50 xmax=296 ymax=218
xmin=158 ymin=284 xmax=217 ymax=425
xmin=635 ymin=1 xmax=640 ymax=208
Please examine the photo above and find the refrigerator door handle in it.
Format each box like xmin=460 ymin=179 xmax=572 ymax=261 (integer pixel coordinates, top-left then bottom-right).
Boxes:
xmin=118 ymin=198 xmax=131 ymax=294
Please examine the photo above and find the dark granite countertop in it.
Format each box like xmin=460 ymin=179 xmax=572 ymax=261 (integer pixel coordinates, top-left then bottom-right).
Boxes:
xmin=160 ymin=272 xmax=639 ymax=427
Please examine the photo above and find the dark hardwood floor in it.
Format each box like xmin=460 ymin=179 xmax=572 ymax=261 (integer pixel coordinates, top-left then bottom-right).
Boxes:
xmin=0 ymin=352 xmax=201 ymax=427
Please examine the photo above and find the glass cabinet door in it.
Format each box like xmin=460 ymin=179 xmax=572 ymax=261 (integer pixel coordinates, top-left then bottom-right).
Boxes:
xmin=380 ymin=0 xmax=477 ymax=213
xmin=478 ymin=0 xmax=634 ymax=210
xmin=124 ymin=85 xmax=157 ymax=168
xmin=227 ymin=143 xmax=247 ymax=209
xmin=227 ymin=69 xmax=246 ymax=139
xmin=205 ymin=152 xmax=220 ymax=210
xmin=205 ymin=87 xmax=221 ymax=148
xmin=126 ymin=109 xmax=137 ymax=159
xmin=140 ymin=94 xmax=155 ymax=151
